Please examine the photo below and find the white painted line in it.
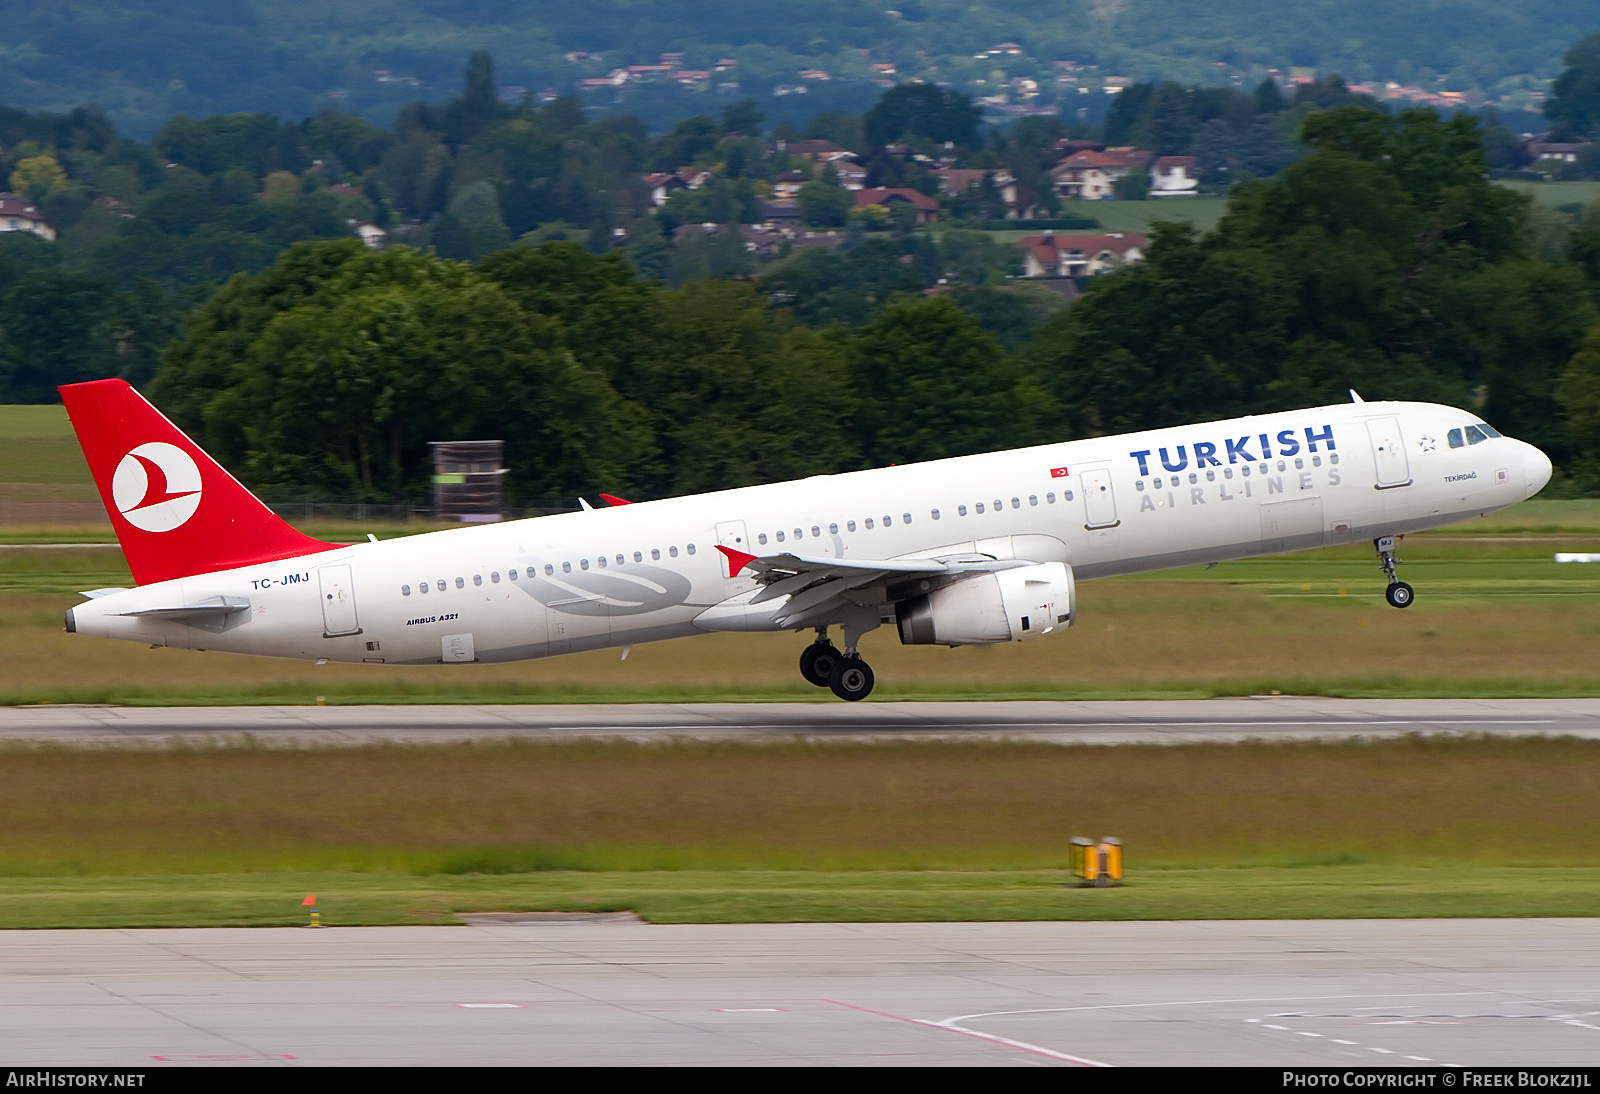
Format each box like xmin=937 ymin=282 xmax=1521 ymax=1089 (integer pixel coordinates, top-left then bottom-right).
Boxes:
xmin=915 ymin=1020 xmax=1114 ymax=1067
xmin=457 ymin=1002 xmax=522 ymax=1008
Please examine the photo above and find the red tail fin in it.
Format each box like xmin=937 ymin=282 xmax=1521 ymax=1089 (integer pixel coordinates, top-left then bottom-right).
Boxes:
xmin=59 ymin=379 xmax=338 ymax=585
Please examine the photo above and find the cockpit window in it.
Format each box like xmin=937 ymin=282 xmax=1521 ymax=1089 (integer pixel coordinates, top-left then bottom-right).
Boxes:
xmin=1447 ymin=428 xmax=1464 ymax=449
xmin=1478 ymin=422 xmax=1502 ymax=438
xmin=1464 ymin=425 xmax=1487 ymax=445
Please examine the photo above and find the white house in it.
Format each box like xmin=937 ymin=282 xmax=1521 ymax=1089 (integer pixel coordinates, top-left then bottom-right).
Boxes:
xmin=1150 ymin=156 xmax=1199 ymax=196
xmin=1017 ymin=232 xmax=1146 ymax=277
xmin=0 ymin=194 xmax=55 ymax=241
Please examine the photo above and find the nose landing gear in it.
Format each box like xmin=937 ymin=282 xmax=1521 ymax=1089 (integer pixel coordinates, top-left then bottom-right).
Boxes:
xmin=1376 ymin=536 xmax=1415 ymax=608
xmin=799 ymin=626 xmax=877 ymax=701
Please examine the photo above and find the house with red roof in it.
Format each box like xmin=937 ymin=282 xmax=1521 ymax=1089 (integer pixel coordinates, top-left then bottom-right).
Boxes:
xmin=852 ymin=188 xmax=939 ymax=224
xmin=0 ymin=194 xmax=55 ymax=241
xmin=1016 ymin=232 xmax=1146 ymax=277
xmin=1050 ymin=147 xmax=1153 ymax=200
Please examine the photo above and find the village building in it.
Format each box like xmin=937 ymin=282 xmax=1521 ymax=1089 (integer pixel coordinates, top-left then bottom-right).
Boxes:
xmin=1016 ymin=232 xmax=1146 ymax=277
xmin=1051 ymin=147 xmax=1153 ymax=200
xmin=0 ymin=194 xmax=55 ymax=241
xmin=1150 ymin=156 xmax=1199 ymax=196
xmin=852 ymin=187 xmax=940 ymax=224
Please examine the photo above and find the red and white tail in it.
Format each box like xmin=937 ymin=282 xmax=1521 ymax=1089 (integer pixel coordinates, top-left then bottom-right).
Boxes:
xmin=59 ymin=379 xmax=338 ymax=586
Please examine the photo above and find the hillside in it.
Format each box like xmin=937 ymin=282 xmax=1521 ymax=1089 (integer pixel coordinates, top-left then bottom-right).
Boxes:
xmin=0 ymin=1 xmax=1594 ymax=136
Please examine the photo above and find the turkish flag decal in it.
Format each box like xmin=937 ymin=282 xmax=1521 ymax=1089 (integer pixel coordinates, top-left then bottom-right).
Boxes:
xmin=1050 ymin=466 xmax=1070 ymax=478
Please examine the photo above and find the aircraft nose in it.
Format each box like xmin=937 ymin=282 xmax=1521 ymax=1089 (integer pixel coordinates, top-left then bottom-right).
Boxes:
xmin=1523 ymin=442 xmax=1553 ymax=499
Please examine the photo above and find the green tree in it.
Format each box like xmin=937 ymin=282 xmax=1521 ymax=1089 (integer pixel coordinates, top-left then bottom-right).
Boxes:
xmin=852 ymin=295 xmax=1046 ymax=465
xmin=9 ymin=155 xmax=67 ymax=201
xmin=1547 ymin=33 xmax=1600 ymax=140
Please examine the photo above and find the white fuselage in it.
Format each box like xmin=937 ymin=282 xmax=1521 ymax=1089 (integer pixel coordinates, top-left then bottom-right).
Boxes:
xmin=68 ymin=401 xmax=1552 ymax=665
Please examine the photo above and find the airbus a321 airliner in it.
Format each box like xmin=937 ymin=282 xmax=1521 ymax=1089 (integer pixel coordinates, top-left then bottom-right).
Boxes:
xmin=60 ymin=379 xmax=1552 ymax=700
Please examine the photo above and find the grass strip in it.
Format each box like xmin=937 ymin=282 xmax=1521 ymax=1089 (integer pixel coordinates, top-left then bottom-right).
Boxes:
xmin=1 ymin=866 xmax=1598 ymax=928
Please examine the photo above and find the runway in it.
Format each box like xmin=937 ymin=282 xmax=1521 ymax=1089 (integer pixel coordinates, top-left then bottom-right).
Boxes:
xmin=2 ymin=697 xmax=1599 ymax=743
xmin=4 ymin=919 xmax=1599 ymax=1066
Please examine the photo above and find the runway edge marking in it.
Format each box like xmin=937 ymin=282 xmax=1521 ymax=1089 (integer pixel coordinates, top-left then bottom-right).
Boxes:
xmin=822 ymin=998 xmax=1112 ymax=1066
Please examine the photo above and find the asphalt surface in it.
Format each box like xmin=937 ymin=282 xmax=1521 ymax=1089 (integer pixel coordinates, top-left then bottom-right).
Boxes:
xmin=3 ymin=919 xmax=1598 ymax=1066
xmin=2 ymin=697 xmax=1598 ymax=743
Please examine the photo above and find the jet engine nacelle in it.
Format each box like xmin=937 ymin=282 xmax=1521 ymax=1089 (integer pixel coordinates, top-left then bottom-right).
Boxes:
xmin=895 ymin=562 xmax=1075 ymax=646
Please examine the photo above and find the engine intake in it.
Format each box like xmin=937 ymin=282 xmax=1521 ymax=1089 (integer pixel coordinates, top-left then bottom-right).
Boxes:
xmin=896 ymin=562 xmax=1075 ymax=645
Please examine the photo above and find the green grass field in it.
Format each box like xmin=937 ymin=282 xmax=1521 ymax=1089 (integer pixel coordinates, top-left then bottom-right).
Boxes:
xmin=0 ymin=736 xmax=1598 ymax=925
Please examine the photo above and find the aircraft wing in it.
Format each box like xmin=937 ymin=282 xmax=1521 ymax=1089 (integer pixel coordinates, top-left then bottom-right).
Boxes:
xmin=715 ymin=546 xmax=1026 ymax=628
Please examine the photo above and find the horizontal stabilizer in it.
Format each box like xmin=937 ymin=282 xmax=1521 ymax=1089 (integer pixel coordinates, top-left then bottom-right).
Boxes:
xmin=117 ymin=595 xmax=251 ymax=621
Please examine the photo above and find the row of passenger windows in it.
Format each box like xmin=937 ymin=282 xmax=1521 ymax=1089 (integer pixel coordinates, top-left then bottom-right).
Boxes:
xmin=1448 ymin=423 xmax=1501 ymax=448
xmin=1137 ymin=454 xmax=1338 ymax=489
xmin=399 ymin=487 xmax=1089 ymax=595
xmin=750 ymin=491 xmax=1077 ymax=546
xmin=401 ymin=544 xmax=697 ymax=595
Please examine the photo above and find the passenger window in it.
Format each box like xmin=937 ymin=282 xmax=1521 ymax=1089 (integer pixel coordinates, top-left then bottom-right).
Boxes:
xmin=509 ymin=569 xmax=520 ymax=580
xmin=883 ymin=515 xmax=892 ymax=526
xmin=829 ymin=523 xmax=839 ymax=534
xmin=473 ymin=574 xmax=483 ymax=586
xmin=1029 ymin=495 xmax=1038 ymax=506
xmin=491 ymin=572 xmax=500 ymax=583
xmin=651 ymin=549 xmax=661 ymax=560
xmin=975 ymin=503 xmax=984 ymax=514
xmin=865 ymin=518 xmax=875 ymax=529
xmin=436 ymin=580 xmax=446 ymax=591
xmin=419 ymin=582 xmax=428 ymax=594
xmin=543 ymin=565 xmax=553 ymax=576
xmin=1242 ymin=466 xmax=1251 ymax=477
xmin=903 ymin=512 xmax=912 ymax=524
xmin=931 ymin=509 xmax=940 ymax=520
xmin=776 ymin=531 xmax=785 ymax=542
xmin=993 ymin=500 xmax=1002 ymax=511
xmin=633 ymin=551 xmax=642 ymax=562
xmin=847 ymin=521 xmax=857 ymax=532
xmin=1046 ymin=493 xmax=1056 ymax=503
xmin=1187 ymin=474 xmax=1196 ymax=485
xmin=1011 ymin=497 xmax=1020 ymax=508
xmin=686 ymin=544 xmax=696 ymax=555
xmin=794 ymin=528 xmax=803 ymax=539
xmin=1465 ymin=425 xmax=1487 ymax=445
xmin=811 ymin=526 xmax=820 ymax=538
xmin=958 ymin=505 xmax=968 ymax=516
xmin=1224 ymin=468 xmax=1233 ymax=479
xmin=402 ymin=585 xmax=411 ymax=596
xmin=580 ymin=560 xmax=589 ymax=571
xmin=1312 ymin=456 xmax=1321 ymax=467
xmin=758 ymin=533 xmax=768 ymax=545
xmin=597 ymin=556 xmax=606 ymax=568
xmin=1064 ymin=490 xmax=1074 ymax=501
xmin=669 ymin=546 xmax=678 ymax=558
xmin=562 ymin=562 xmax=572 ymax=573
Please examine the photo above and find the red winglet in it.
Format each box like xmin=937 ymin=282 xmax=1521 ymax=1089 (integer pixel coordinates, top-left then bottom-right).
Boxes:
xmin=598 ymin=493 xmax=633 ymax=506
xmin=716 ymin=544 xmax=758 ymax=576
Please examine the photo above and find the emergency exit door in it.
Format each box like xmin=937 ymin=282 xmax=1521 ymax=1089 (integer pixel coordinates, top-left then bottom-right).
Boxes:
xmin=318 ymin=564 xmax=361 ymax=636
xmin=1366 ymin=416 xmax=1413 ymax=489
xmin=1080 ymin=468 xmax=1119 ymax=528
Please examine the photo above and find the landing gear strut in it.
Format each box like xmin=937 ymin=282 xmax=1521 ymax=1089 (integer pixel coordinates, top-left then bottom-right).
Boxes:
xmin=799 ymin=626 xmax=877 ymax=701
xmin=1375 ymin=536 xmax=1415 ymax=609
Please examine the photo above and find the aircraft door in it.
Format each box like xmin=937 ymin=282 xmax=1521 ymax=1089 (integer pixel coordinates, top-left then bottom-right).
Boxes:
xmin=715 ymin=520 xmax=751 ymax=577
xmin=318 ymin=564 xmax=360 ymax=636
xmin=1080 ymin=468 xmax=1120 ymax=529
xmin=1367 ymin=416 xmax=1413 ymax=489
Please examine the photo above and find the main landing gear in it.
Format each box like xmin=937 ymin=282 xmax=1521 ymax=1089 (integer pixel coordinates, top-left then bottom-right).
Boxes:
xmin=1375 ymin=536 xmax=1415 ymax=609
xmin=799 ymin=628 xmax=876 ymax=701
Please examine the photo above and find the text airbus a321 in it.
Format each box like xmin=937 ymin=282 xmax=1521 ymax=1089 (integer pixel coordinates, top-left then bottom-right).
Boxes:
xmin=60 ymin=379 xmax=1553 ymax=700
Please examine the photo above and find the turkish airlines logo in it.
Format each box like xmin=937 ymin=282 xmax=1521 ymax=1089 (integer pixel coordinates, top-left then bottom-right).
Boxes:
xmin=111 ymin=442 xmax=202 ymax=532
